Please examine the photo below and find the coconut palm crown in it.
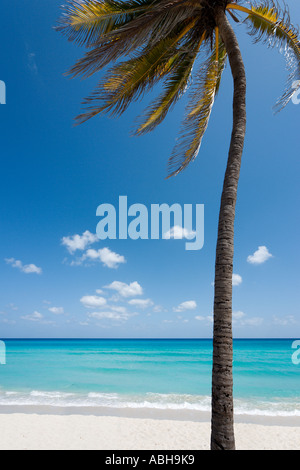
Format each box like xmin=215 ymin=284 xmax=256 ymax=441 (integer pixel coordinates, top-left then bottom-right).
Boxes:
xmin=58 ymin=0 xmax=300 ymax=177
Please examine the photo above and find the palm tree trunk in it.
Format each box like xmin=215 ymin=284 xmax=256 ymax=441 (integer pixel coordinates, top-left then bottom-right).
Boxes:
xmin=210 ymin=10 xmax=246 ymax=451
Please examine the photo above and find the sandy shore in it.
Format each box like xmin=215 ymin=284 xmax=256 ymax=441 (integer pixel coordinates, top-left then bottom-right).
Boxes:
xmin=0 ymin=412 xmax=299 ymax=450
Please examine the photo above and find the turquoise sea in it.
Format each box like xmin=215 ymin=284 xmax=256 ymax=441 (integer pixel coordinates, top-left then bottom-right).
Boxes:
xmin=0 ymin=339 xmax=299 ymax=417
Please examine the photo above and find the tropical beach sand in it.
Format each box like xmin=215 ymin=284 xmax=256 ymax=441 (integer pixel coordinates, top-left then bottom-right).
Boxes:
xmin=0 ymin=412 xmax=299 ymax=450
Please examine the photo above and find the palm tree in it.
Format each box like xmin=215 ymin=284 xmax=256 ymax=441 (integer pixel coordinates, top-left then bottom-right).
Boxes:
xmin=58 ymin=0 xmax=300 ymax=450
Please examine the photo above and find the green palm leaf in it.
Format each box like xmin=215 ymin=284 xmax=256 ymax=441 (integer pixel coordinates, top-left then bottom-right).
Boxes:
xmin=59 ymin=0 xmax=299 ymax=178
xmin=66 ymin=1 xmax=202 ymax=78
xmin=167 ymin=31 xmax=227 ymax=178
xmin=75 ymin=24 xmax=197 ymax=123
xmin=57 ymin=0 xmax=158 ymax=46
xmin=227 ymin=0 xmax=300 ymax=111
xmin=135 ymin=28 xmax=207 ymax=135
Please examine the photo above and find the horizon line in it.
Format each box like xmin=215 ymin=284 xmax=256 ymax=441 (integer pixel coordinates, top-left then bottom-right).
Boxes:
xmin=1 ymin=337 xmax=298 ymax=341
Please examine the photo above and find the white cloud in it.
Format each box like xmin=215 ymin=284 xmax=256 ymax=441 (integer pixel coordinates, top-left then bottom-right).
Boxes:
xmin=232 ymin=311 xmax=263 ymax=327
xmin=195 ymin=315 xmax=213 ymax=323
xmin=62 ymin=231 xmax=98 ymax=254
xmin=176 ymin=316 xmax=189 ymax=323
xmin=243 ymin=317 xmax=263 ymax=327
xmin=174 ymin=300 xmax=197 ymax=312
xmin=21 ymin=311 xmax=44 ymax=322
xmin=86 ymin=303 xmax=136 ymax=322
xmin=163 ymin=316 xmax=189 ymax=324
xmin=84 ymin=248 xmax=126 ymax=269
xmin=128 ymin=298 xmax=154 ymax=309
xmin=247 ymin=246 xmax=273 ymax=265
xmin=28 ymin=52 xmax=38 ymax=74
xmin=89 ymin=311 xmax=136 ymax=322
xmin=163 ymin=226 xmax=196 ymax=240
xmin=152 ymin=305 xmax=167 ymax=313
xmin=5 ymin=258 xmax=42 ymax=275
xmin=80 ymin=295 xmax=107 ymax=309
xmin=273 ymin=315 xmax=298 ymax=326
xmin=109 ymin=306 xmax=128 ymax=314
xmin=48 ymin=307 xmax=64 ymax=315
xmin=232 ymin=311 xmax=246 ymax=321
xmin=105 ymin=281 xmax=143 ymax=298
xmin=62 ymin=231 xmax=125 ymax=269
xmin=232 ymin=274 xmax=243 ymax=286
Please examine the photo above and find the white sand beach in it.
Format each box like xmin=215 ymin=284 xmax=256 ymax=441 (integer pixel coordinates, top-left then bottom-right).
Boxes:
xmin=0 ymin=413 xmax=299 ymax=450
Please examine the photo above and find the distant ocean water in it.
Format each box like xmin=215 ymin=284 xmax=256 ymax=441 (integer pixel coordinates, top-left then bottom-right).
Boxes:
xmin=0 ymin=339 xmax=299 ymax=417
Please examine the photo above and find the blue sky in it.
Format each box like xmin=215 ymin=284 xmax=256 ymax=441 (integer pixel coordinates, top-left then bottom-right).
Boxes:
xmin=0 ymin=0 xmax=299 ymax=338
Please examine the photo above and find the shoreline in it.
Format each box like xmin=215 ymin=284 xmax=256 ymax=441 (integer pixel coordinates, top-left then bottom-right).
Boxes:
xmin=0 ymin=405 xmax=300 ymax=427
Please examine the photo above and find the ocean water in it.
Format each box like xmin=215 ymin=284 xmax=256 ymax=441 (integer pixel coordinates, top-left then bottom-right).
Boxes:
xmin=0 ymin=339 xmax=299 ymax=417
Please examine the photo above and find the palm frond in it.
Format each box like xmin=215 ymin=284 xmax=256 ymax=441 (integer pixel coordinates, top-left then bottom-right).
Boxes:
xmin=167 ymin=30 xmax=227 ymax=178
xmin=227 ymin=1 xmax=300 ymax=111
xmin=67 ymin=0 xmax=202 ymax=78
xmin=135 ymin=28 xmax=207 ymax=135
xmin=57 ymin=0 xmax=159 ymax=47
xmin=75 ymin=25 xmax=197 ymax=123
